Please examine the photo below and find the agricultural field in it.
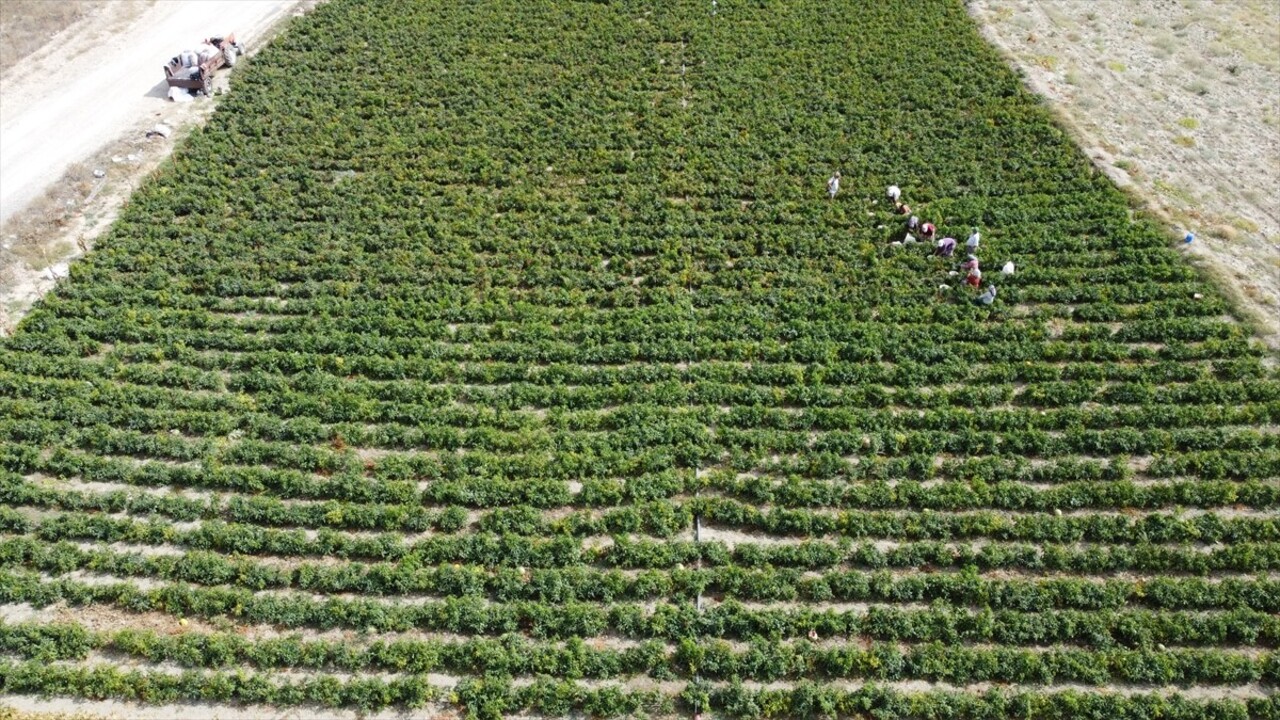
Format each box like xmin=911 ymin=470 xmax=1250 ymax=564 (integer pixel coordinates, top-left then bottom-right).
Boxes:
xmin=1 ymin=0 xmax=1278 ymax=718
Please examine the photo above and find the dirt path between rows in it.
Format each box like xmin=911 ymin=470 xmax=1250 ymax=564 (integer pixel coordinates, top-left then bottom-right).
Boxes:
xmin=968 ymin=0 xmax=1280 ymax=348
xmin=0 ymin=0 xmax=315 ymax=336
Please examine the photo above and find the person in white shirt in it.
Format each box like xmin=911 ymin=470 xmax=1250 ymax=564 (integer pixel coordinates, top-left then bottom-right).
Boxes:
xmin=827 ymin=172 xmax=841 ymax=200
xmin=887 ymin=184 xmax=901 ymax=203
xmin=966 ymin=228 xmax=981 ymax=252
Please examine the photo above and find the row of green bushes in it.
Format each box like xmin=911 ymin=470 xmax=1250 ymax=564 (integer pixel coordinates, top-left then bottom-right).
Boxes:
xmin=1 ymin=570 xmax=1275 ymax=646
xmin=9 ymin=508 xmax=1278 ymax=574
xmin=6 ymin=471 xmax=1278 ymax=542
xmin=1 ymin=622 xmax=1273 ymax=685
xmin=1 ymin=659 xmax=1275 ymax=718
xmin=2 ymin=537 xmax=1276 ymax=612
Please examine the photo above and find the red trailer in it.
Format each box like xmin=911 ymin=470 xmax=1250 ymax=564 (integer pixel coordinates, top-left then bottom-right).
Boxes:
xmin=163 ymin=33 xmax=241 ymax=97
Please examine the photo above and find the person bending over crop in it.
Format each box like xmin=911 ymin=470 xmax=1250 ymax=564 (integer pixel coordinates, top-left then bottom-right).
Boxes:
xmin=935 ymin=237 xmax=957 ymax=258
xmin=966 ymin=228 xmax=981 ymax=252
xmin=887 ymin=184 xmax=901 ymax=203
xmin=961 ymin=254 xmax=979 ymax=272
xmin=975 ymin=284 xmax=997 ymax=306
xmin=827 ymin=172 xmax=841 ymax=200
xmin=921 ymin=222 xmax=936 ymax=241
xmin=965 ymin=265 xmax=982 ymax=288
xmin=906 ymin=215 xmax=919 ymax=233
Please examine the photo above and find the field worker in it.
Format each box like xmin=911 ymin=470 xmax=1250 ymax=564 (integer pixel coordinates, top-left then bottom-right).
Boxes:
xmin=966 ymin=228 xmax=981 ymax=252
xmin=896 ymin=203 xmax=911 ymax=216
xmin=975 ymin=284 xmax=998 ymax=306
xmin=921 ymin=222 xmax=936 ymax=241
xmin=961 ymin=254 xmax=980 ymax=272
xmin=965 ymin=265 xmax=982 ymax=288
xmin=906 ymin=215 xmax=919 ymax=232
xmin=887 ymin=184 xmax=901 ymax=203
xmin=935 ymin=236 xmax=957 ymax=257
xmin=827 ymin=172 xmax=841 ymax=200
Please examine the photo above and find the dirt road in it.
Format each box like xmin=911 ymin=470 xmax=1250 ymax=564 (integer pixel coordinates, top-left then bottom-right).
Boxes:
xmin=0 ymin=0 xmax=311 ymax=335
xmin=0 ymin=0 xmax=303 ymax=224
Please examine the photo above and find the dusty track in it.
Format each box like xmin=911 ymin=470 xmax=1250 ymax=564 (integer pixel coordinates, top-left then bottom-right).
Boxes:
xmin=0 ymin=0 xmax=305 ymax=223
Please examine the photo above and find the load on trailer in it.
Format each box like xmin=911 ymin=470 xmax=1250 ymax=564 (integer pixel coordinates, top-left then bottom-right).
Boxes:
xmin=164 ymin=33 xmax=242 ymax=98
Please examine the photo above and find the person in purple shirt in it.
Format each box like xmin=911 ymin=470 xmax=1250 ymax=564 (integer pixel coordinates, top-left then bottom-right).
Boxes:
xmin=934 ymin=237 xmax=957 ymax=258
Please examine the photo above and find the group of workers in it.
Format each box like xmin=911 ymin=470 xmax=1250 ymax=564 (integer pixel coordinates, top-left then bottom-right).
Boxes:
xmin=828 ymin=174 xmax=1001 ymax=306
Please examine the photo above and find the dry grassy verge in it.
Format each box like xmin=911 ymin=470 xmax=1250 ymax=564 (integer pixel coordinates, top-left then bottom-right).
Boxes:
xmin=969 ymin=0 xmax=1280 ymax=348
xmin=0 ymin=1 xmax=107 ymax=75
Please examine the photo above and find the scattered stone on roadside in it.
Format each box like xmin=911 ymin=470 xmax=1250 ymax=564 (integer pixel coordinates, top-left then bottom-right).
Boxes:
xmin=92 ymin=169 xmax=106 ymax=178
xmin=44 ymin=262 xmax=70 ymax=281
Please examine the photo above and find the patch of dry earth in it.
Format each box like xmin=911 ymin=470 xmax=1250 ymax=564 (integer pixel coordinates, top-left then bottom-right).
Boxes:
xmin=969 ymin=0 xmax=1280 ymax=347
